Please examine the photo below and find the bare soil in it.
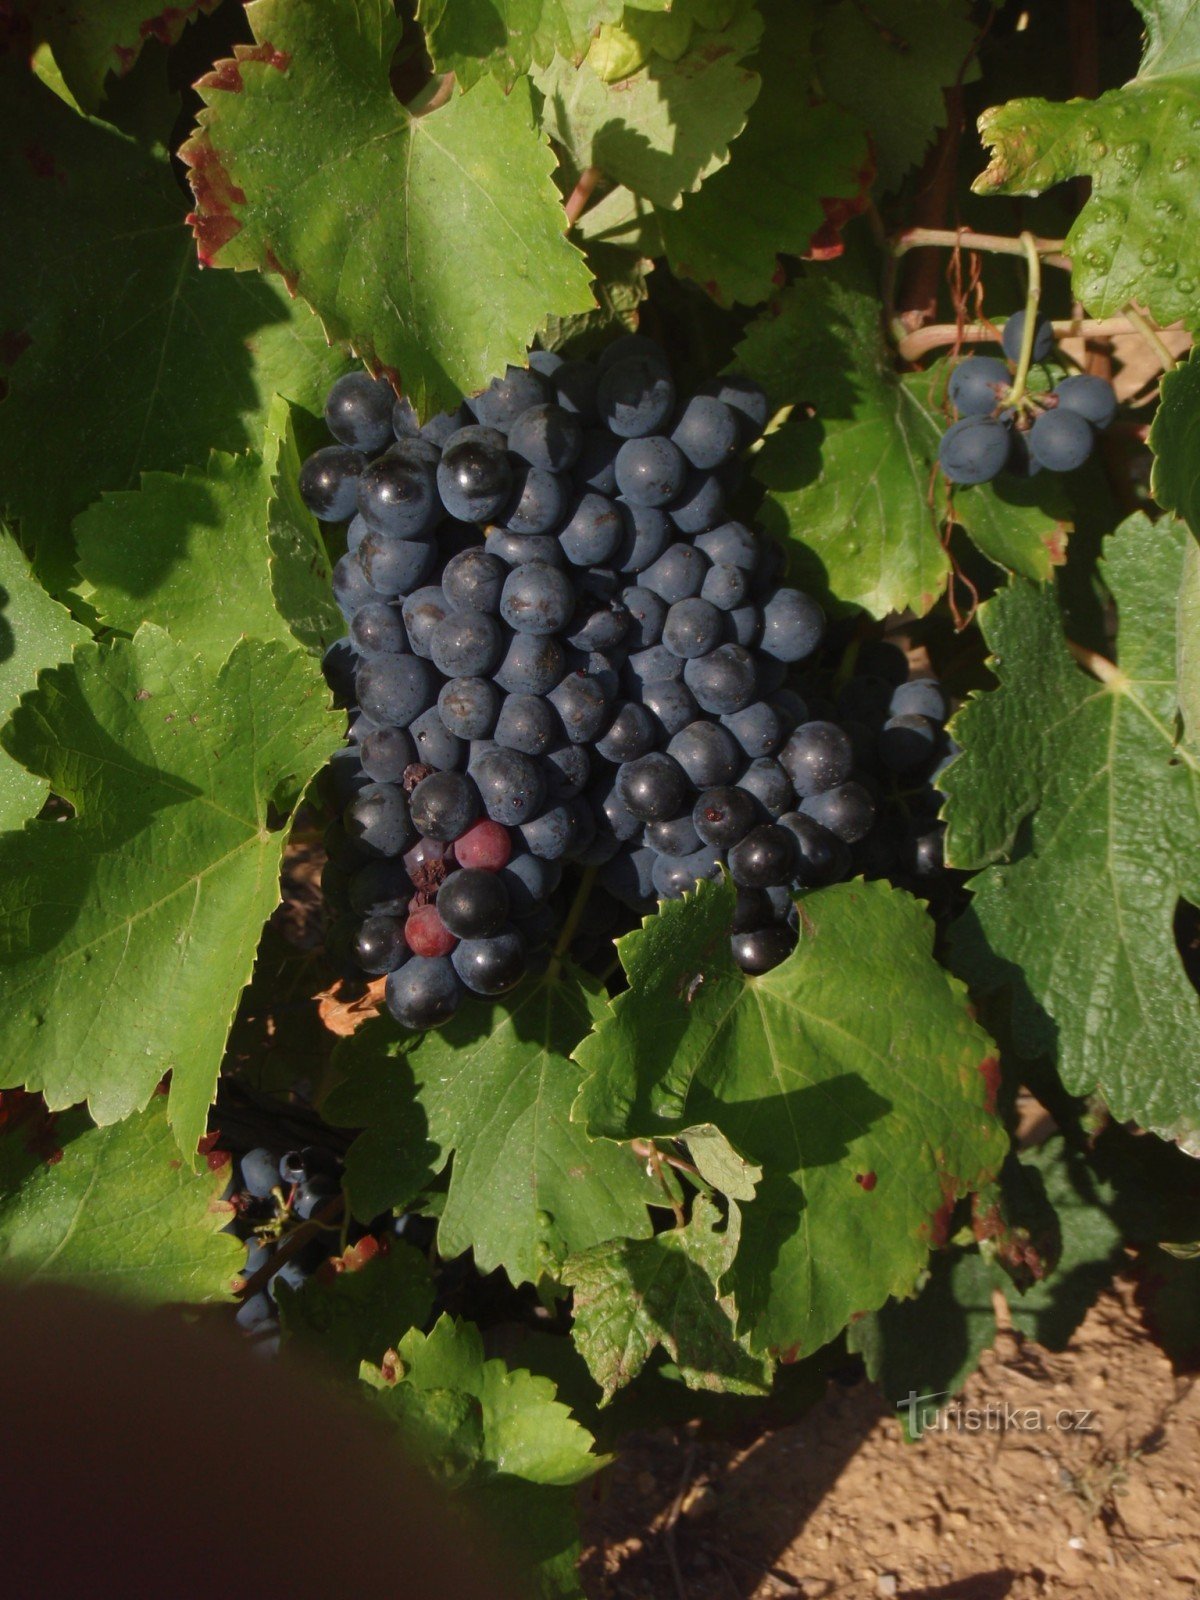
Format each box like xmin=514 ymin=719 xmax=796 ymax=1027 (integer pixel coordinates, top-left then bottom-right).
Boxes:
xmin=581 ymin=1279 xmax=1199 ymax=1600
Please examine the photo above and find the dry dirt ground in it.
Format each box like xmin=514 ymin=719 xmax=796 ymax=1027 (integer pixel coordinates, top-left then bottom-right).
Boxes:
xmin=580 ymin=1280 xmax=1199 ymax=1600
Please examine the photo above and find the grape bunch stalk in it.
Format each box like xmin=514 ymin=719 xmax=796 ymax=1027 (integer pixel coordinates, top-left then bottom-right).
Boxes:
xmin=304 ymin=334 xmax=956 ymax=1034
xmin=938 ymin=308 xmax=1117 ymax=485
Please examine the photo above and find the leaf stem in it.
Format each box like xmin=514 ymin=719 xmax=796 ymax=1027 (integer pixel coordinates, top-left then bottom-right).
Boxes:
xmin=1122 ymin=302 xmax=1178 ymax=373
xmin=1004 ymin=231 xmax=1042 ymax=409
xmin=890 ymin=226 xmax=1069 ymax=266
xmin=897 ymin=313 xmax=1149 ymax=363
xmin=549 ymin=865 xmax=597 ymax=973
xmin=564 ymin=165 xmax=601 ymax=226
xmin=1066 ymin=638 xmax=1127 ymax=689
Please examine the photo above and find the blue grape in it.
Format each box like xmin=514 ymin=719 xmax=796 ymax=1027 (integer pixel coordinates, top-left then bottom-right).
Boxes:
xmin=565 ymin=601 xmax=631 ymax=653
xmin=419 ymin=403 xmax=472 ymax=448
xmin=349 ymin=600 xmax=407 ymax=656
xmin=344 ymin=782 xmax=414 ymax=857
xmin=683 ymin=644 xmax=757 ymax=714
xmin=727 ymin=603 xmax=762 ymax=648
xmin=890 ymin=679 xmax=946 ymax=724
xmin=355 ymin=653 xmax=438 ymax=726
xmin=472 ymin=747 xmax=546 ymax=825
xmin=519 ymin=800 xmax=588 ymax=860
xmin=501 ymin=562 xmax=575 ymax=635
xmin=429 ymin=610 xmax=504 ymax=678
xmin=574 ymin=428 xmax=621 ymax=495
xmin=560 ymin=493 xmax=624 ymax=566
xmin=597 ymin=333 xmax=669 ymax=373
xmin=597 ymin=355 xmax=676 ymax=438
xmin=441 ymin=547 xmax=506 ymax=615
xmin=879 ymin=713 xmax=938 ymax=772
xmin=601 ymin=844 xmax=657 ymax=907
xmin=699 ymin=375 xmax=769 ymax=443
xmin=236 ymin=1292 xmax=275 ymax=1334
xmin=471 ymin=365 xmax=547 ymax=431
xmin=671 ymin=395 xmax=740 ymax=470
xmin=386 ymin=955 xmax=463 ymax=1030
xmin=241 ymin=1148 xmax=279 ymax=1200
xmin=667 ymin=719 xmax=741 ymax=787
xmin=357 ymin=452 xmax=439 ymax=539
xmin=693 ymin=785 xmax=758 ymax=847
xmin=947 ymin=356 xmax=1012 ymax=417
xmin=1028 ymin=407 xmax=1094 ymax=471
xmin=299 ymin=446 xmax=365 ymax=521
xmin=528 ymin=349 xmax=564 ymax=377
xmin=695 ymin=520 xmax=758 ymax=570
xmin=355 ymin=915 xmax=409 ymax=976
xmin=637 ymin=677 xmax=699 ymax=739
xmin=452 ymin=927 xmax=526 ymax=995
xmin=409 ymin=707 xmax=467 ymax=771
xmin=392 ymin=394 xmax=419 ymax=437
xmin=360 ymin=725 xmax=416 ymax=783
xmin=938 ymin=416 xmax=1011 ymax=484
xmin=401 ymin=585 xmax=451 ymax=658
xmin=615 ymin=437 xmax=687 ymax=507
xmin=486 ymin=529 xmax=566 ymax=569
xmin=322 ymin=636 xmax=358 ymax=705
xmin=508 ymin=403 xmax=582 ymax=472
xmin=727 ymin=825 xmax=796 ymax=889
xmin=438 ymin=676 xmax=500 ymax=739
xmin=502 ymin=465 xmax=570 ymax=535
xmin=621 ymin=585 xmax=667 ymax=649
xmin=554 ymin=360 xmax=601 ymax=421
xmin=799 ymin=781 xmax=876 ymax=844
xmin=494 ymin=631 xmax=565 ymax=696
xmin=358 ymin=529 xmax=438 ymax=598
xmin=779 ymin=811 xmax=851 ymax=886
xmin=662 ymin=597 xmax=724 ymax=659
xmin=759 ymin=588 xmax=825 ymax=663
xmin=326 ymin=746 xmax=371 ymax=809
xmin=701 ymin=562 xmax=749 ymax=611
xmin=616 ymin=752 xmax=690 ymax=821
xmin=501 ymin=851 xmax=561 ymax=916
xmin=736 ymin=757 xmax=793 ymax=818
xmin=613 ymin=502 xmax=671 ymax=574
xmin=438 ymin=868 xmax=510 ymax=938
xmin=325 ymin=372 xmax=395 ymax=452
xmin=779 ymin=720 xmax=853 ymax=798
xmin=436 ymin=431 xmax=512 ymax=522
xmin=1002 ymin=309 xmax=1054 ymax=363
xmin=549 ymin=671 xmax=611 ymax=743
xmin=643 ymin=812 xmax=701 ymax=855
xmin=721 ymin=699 xmax=784 ymax=757
xmin=731 ymin=925 xmax=796 ymax=974
xmin=652 ymin=845 xmax=722 ymax=899
xmin=640 ymin=543 xmax=708 ymax=603
xmin=595 ymin=701 xmax=657 ymax=763
xmin=349 ymin=858 xmax=412 ymax=918
xmin=1053 ymin=374 xmax=1116 ymax=430
xmin=544 ymin=740 xmax=591 ymax=799
xmin=624 ymin=644 xmax=684 ymax=686
xmin=495 ymin=692 xmax=559 ymax=756
xmin=332 ymin=551 xmax=376 ymax=621
xmin=667 ymin=469 xmax=725 ymax=535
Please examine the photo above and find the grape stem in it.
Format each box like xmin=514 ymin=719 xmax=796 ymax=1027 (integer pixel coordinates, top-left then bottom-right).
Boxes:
xmin=237 ymin=1193 xmax=345 ymax=1301
xmin=890 ymin=226 xmax=1070 ymax=267
xmin=564 ymin=166 xmax=601 ymax=226
xmin=549 ymin=865 xmax=598 ymax=974
xmin=1003 ymin=231 xmax=1043 ymax=409
xmin=1122 ymin=302 xmax=1178 ymax=373
xmin=895 ymin=312 xmax=1166 ymax=363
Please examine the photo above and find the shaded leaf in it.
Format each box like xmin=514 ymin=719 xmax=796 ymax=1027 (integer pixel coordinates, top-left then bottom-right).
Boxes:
xmin=0 ymin=628 xmax=336 ymax=1162
xmin=26 ymin=0 xmax=220 ymax=110
xmin=418 ymin=0 xmax=621 ymax=90
xmin=265 ymin=395 xmax=344 ymax=655
xmin=182 ymin=0 xmax=593 ymax=419
xmin=278 ymin=1242 xmax=434 ymax=1374
xmin=0 ymin=1098 xmax=242 ymax=1301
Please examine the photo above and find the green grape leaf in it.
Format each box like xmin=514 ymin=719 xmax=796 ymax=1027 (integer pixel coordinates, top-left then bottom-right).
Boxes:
xmin=0 ymin=628 xmax=336 ymax=1163
xmin=325 ymin=964 xmax=660 ymax=1286
xmin=563 ymin=1195 xmax=772 ymax=1402
xmin=26 ymin=0 xmax=219 ymax=110
xmin=277 ymin=1242 xmax=434 ymax=1374
xmin=265 ymin=396 xmax=344 ymax=656
xmin=182 ymin=0 xmax=593 ymax=421
xmin=973 ymin=0 xmax=1200 ymax=327
xmin=943 ymin=512 xmax=1200 ymax=1149
xmin=657 ymin=0 xmax=874 ymax=306
xmin=575 ymin=877 xmax=1007 ymax=1357
xmin=815 ymin=0 xmax=980 ymax=194
xmin=74 ymin=447 xmax=294 ymax=668
xmin=418 ymin=0 xmax=621 ymax=90
xmin=0 ymin=1098 xmax=242 ymax=1301
xmin=0 ymin=63 xmax=349 ymax=592
xmin=849 ymin=1137 xmax=1125 ymax=1436
xmin=0 ymin=524 xmax=90 ymax=831
xmin=1150 ymin=347 xmax=1200 ymax=540
xmin=739 ymin=263 xmax=1068 ymax=616
xmin=364 ymin=1314 xmax=601 ymax=1599
xmin=1135 ymin=1246 xmax=1200 ymax=1370
xmin=533 ymin=6 xmax=763 ymax=211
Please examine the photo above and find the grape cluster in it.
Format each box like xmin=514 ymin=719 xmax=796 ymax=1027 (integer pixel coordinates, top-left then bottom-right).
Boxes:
xmin=306 ymin=336 xmax=954 ymax=1029
xmin=228 ymin=1145 xmax=344 ymax=1356
xmin=938 ymin=311 xmax=1117 ymax=485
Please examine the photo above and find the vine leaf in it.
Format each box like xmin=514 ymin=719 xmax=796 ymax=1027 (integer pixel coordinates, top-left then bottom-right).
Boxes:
xmin=265 ymin=396 xmax=344 ymax=656
xmin=363 ymin=1314 xmax=601 ymax=1599
xmin=26 ymin=0 xmax=220 ymax=110
xmin=944 ymin=512 xmax=1200 ymax=1150
xmin=563 ymin=1195 xmax=772 ymax=1402
xmin=738 ymin=260 xmax=1069 ymax=617
xmin=277 ymin=1243 xmax=434 ymax=1375
xmin=973 ymin=0 xmax=1200 ymax=328
xmin=0 ymin=62 xmax=348 ymax=592
xmin=0 ymin=524 xmax=89 ymax=831
xmin=418 ymin=0 xmax=621 ymax=90
xmin=0 ymin=628 xmax=335 ymax=1163
xmin=0 ymin=1098 xmax=242 ymax=1301
xmin=656 ymin=0 xmax=873 ymax=305
xmin=574 ymin=877 xmax=1007 ymax=1357
xmin=182 ymin=0 xmax=594 ymax=420
xmin=324 ymin=963 xmax=661 ymax=1287
xmin=533 ymin=6 xmax=763 ymax=211
xmin=814 ymin=0 xmax=980 ymax=195
xmin=1149 ymin=347 xmax=1200 ymax=541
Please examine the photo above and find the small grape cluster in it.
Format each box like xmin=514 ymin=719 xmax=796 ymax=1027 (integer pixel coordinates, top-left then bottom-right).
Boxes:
xmin=228 ymin=1145 xmax=344 ymax=1356
xmin=938 ymin=311 xmax=1117 ymax=485
xmin=306 ymin=335 xmax=954 ymax=1033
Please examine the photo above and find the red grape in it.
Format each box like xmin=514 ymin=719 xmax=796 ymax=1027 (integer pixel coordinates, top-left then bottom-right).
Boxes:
xmin=453 ymin=818 xmax=512 ymax=872
xmin=404 ymin=904 xmax=457 ymax=958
